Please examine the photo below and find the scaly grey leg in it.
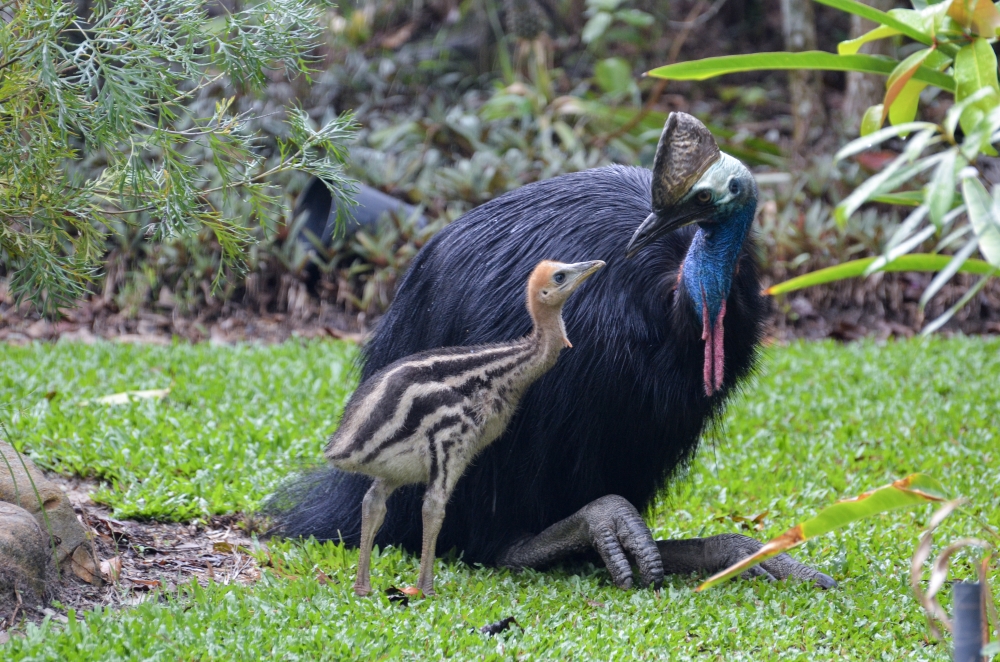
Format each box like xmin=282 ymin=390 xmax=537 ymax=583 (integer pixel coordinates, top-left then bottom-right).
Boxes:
xmin=656 ymin=535 xmax=837 ymax=588
xmin=498 ymin=495 xmax=664 ymax=589
xmin=354 ymin=477 xmax=396 ymax=597
xmin=497 ymin=495 xmax=836 ymax=590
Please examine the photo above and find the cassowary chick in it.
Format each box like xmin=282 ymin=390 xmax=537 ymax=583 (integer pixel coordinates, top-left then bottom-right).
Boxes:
xmin=326 ymin=259 xmax=605 ymax=596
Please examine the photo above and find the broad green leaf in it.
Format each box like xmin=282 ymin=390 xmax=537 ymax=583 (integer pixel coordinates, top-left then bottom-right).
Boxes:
xmin=813 ymin=0 xmax=934 ymax=45
xmin=764 ymin=253 xmax=996 ymax=295
xmin=953 ymin=38 xmax=1000 ymax=135
xmin=882 ymin=48 xmax=933 ymax=124
xmin=925 ymin=148 xmax=959 ymax=226
xmin=594 ymin=57 xmax=632 ymax=95
xmin=887 ymin=3 xmax=958 ymax=54
xmin=946 ymin=0 xmax=1000 ymax=36
xmin=962 ymin=177 xmax=1000 ymax=265
xmin=835 ymin=121 xmax=938 ymax=161
xmin=646 ymin=52 xmax=955 ymax=91
xmin=889 ymin=80 xmax=928 ymax=126
xmin=838 ymin=25 xmax=900 ymax=55
xmin=861 ymin=104 xmax=885 ymax=135
xmin=696 ymin=475 xmax=948 ymax=591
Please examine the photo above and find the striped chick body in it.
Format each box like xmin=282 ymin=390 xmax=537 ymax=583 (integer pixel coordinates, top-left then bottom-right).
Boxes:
xmin=325 ymin=338 xmax=550 ymax=493
xmin=327 ymin=259 xmax=605 ymax=598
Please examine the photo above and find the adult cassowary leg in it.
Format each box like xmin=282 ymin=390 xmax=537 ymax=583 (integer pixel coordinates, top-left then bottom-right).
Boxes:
xmin=656 ymin=536 xmax=837 ymax=588
xmin=498 ymin=496 xmax=836 ymax=590
xmin=497 ymin=495 xmax=665 ymax=589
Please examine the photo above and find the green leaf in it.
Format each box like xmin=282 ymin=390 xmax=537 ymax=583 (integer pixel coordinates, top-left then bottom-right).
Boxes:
xmin=764 ymin=253 xmax=997 ymax=295
xmin=888 ymin=80 xmax=928 ymax=126
xmin=962 ymin=176 xmax=1000 ymax=265
xmin=838 ymin=25 xmax=901 ymax=55
xmin=871 ymin=190 xmax=925 ymax=206
xmin=925 ymin=148 xmax=959 ymax=226
xmin=953 ymin=38 xmax=1000 ymax=135
xmin=594 ymin=57 xmax=632 ymax=95
xmin=813 ymin=0 xmax=935 ymax=45
xmin=646 ymin=52 xmax=954 ymax=91
xmin=861 ymin=104 xmax=885 ymax=135
xmin=882 ymin=48 xmax=934 ymax=124
xmin=836 ymin=122 xmax=939 ymax=161
xmin=696 ymin=475 xmax=949 ymax=591
xmin=946 ymin=0 xmax=1000 ymax=36
xmin=919 ymin=234 xmax=982 ymax=309
xmin=582 ymin=11 xmax=613 ymax=44
xmin=615 ymin=8 xmax=654 ymax=27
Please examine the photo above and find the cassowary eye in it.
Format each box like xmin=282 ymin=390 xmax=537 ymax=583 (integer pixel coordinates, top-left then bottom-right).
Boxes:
xmin=553 ymin=272 xmax=566 ymax=284
xmin=729 ymin=180 xmax=740 ymax=195
xmin=696 ymin=190 xmax=712 ymax=204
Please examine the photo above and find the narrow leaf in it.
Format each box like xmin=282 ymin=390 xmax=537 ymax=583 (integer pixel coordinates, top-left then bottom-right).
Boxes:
xmin=919 ymin=234 xmax=982 ymax=309
xmin=922 ymin=270 xmax=999 ymax=334
xmin=871 ymin=190 xmax=925 ymax=206
xmin=764 ymin=254 xmax=996 ymax=295
xmin=838 ymin=25 xmax=901 ymax=55
xmin=925 ymin=149 xmax=959 ymax=226
xmin=962 ymin=177 xmax=1000 ymax=265
xmin=696 ymin=475 xmax=948 ymax=591
xmin=646 ymin=53 xmax=954 ymax=90
xmin=813 ymin=0 xmax=934 ymax=45
xmin=835 ymin=122 xmax=938 ymax=162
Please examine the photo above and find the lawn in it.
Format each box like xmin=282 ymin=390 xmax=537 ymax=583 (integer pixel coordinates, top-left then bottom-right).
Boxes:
xmin=1 ymin=337 xmax=998 ymax=660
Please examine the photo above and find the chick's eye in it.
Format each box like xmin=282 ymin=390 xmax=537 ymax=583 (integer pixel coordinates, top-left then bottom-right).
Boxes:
xmin=696 ymin=190 xmax=713 ymax=203
xmin=729 ymin=180 xmax=740 ymax=195
xmin=553 ymin=272 xmax=566 ymax=284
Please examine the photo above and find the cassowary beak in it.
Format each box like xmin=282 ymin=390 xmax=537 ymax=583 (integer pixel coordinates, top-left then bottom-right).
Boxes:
xmin=624 ymin=209 xmax=702 ymax=259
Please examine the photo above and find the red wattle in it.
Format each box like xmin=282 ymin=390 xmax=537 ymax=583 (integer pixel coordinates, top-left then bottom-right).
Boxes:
xmin=701 ymin=300 xmax=726 ymax=396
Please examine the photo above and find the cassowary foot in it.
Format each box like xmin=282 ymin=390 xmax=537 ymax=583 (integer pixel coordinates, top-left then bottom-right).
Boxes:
xmin=498 ymin=495 xmax=664 ymax=590
xmin=656 ymin=534 xmax=837 ymax=589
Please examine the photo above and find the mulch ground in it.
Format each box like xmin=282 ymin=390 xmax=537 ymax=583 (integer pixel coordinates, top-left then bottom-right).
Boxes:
xmin=1 ymin=475 xmax=261 ymax=635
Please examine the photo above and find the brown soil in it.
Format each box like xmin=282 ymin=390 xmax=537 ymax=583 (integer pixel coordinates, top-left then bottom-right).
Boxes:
xmin=0 ymin=475 xmax=261 ymax=633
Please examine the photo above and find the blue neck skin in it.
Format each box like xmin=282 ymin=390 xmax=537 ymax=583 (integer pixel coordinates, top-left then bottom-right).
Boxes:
xmin=681 ymin=201 xmax=756 ymax=324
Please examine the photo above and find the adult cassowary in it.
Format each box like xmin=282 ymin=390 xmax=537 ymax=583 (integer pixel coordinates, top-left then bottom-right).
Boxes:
xmin=269 ymin=113 xmax=835 ymax=590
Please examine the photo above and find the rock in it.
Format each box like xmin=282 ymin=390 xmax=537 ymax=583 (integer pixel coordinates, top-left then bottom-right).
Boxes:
xmin=0 ymin=441 xmax=100 ymax=582
xmin=0 ymin=502 xmax=51 ymax=610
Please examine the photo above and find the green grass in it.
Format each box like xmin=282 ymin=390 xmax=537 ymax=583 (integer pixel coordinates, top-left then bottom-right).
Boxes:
xmin=2 ymin=337 xmax=999 ymax=660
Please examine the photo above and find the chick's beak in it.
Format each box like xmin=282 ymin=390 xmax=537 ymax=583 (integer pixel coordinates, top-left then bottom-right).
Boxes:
xmin=564 ymin=260 xmax=605 ymax=288
xmin=625 ymin=209 xmax=702 ymax=259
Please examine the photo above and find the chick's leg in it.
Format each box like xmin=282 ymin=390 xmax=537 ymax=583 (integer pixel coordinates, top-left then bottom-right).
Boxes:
xmin=354 ymin=477 xmax=395 ymax=597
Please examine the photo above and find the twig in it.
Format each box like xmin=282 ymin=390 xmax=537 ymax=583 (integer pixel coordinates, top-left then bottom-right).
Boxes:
xmin=667 ymin=0 xmax=729 ymax=29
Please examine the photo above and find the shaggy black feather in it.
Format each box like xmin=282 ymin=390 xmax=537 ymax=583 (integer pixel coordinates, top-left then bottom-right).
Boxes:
xmin=267 ymin=164 xmax=767 ymax=564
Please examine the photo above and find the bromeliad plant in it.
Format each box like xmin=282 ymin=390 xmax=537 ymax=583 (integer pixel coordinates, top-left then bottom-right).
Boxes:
xmin=648 ymin=0 xmax=1000 ymax=332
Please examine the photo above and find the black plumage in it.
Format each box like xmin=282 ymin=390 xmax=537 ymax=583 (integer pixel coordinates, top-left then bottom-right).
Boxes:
xmin=270 ymin=164 xmax=767 ymax=566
